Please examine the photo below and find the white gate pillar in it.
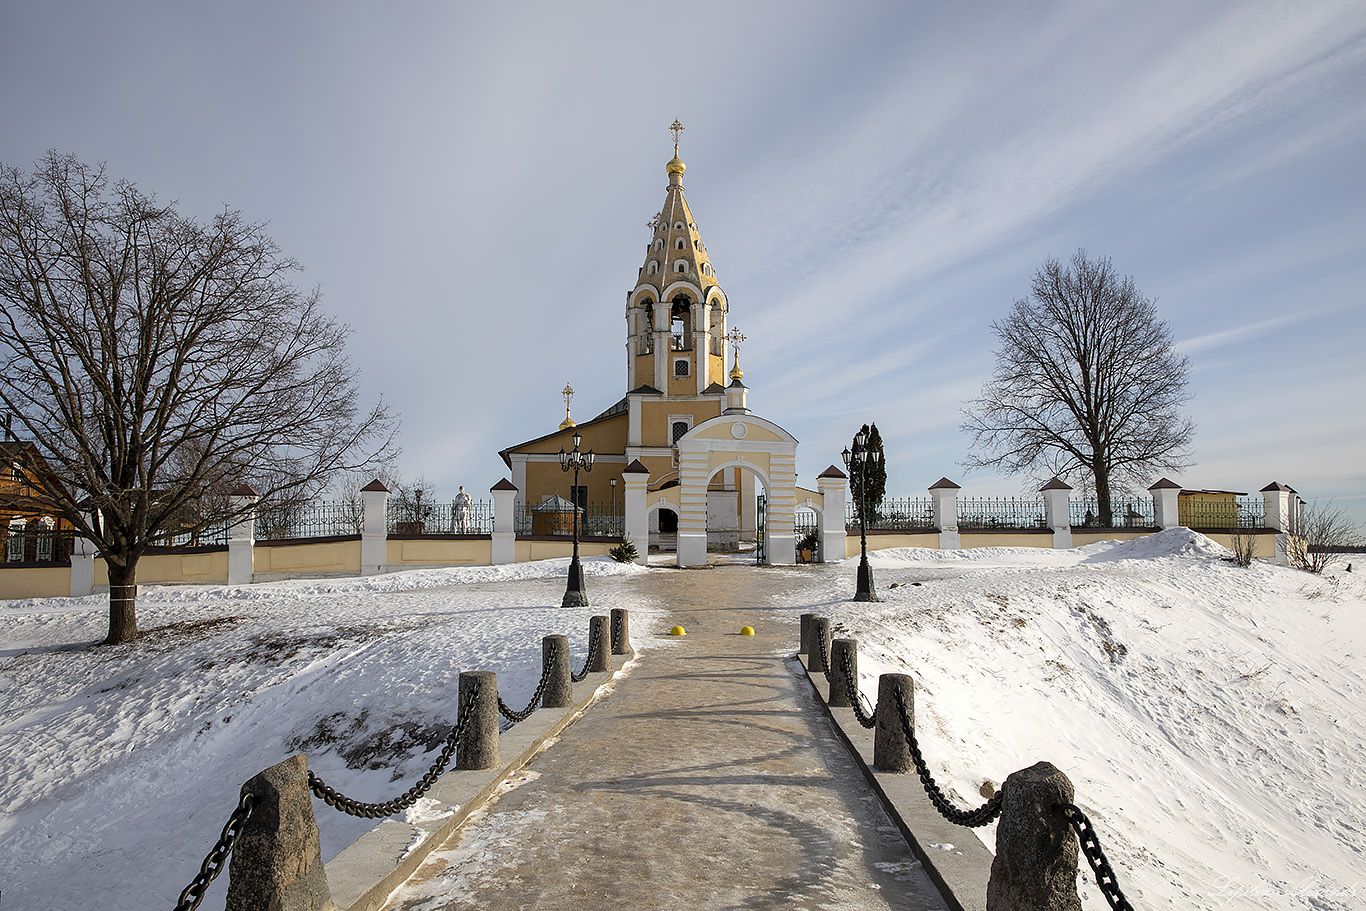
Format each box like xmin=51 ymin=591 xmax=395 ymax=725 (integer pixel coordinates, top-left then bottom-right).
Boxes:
xmin=676 ymin=450 xmax=710 ymax=567
xmin=622 ymin=460 xmax=650 ymax=565
xmin=816 ymin=467 xmax=848 ymax=563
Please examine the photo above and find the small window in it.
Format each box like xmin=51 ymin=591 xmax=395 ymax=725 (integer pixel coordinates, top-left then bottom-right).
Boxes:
xmin=672 ymin=420 xmax=689 ymax=442
xmin=676 ymin=238 xmax=685 ymax=250
xmin=674 ymin=261 xmax=688 ymax=273
xmin=674 ymin=359 xmax=690 ymax=377
xmin=653 ymin=239 xmax=663 ymax=251
xmin=674 ymin=221 xmax=684 ymax=230
xmin=647 ymin=261 xmax=658 ymax=275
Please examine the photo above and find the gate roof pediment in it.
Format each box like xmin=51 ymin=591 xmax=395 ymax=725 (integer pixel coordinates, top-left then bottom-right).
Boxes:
xmin=681 ymin=415 xmax=797 ymax=446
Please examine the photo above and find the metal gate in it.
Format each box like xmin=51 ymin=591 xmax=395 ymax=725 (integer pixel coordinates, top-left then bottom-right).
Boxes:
xmin=756 ymin=494 xmax=766 ymax=564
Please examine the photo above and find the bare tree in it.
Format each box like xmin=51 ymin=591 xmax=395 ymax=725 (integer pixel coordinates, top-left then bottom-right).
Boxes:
xmin=1285 ymin=500 xmax=1362 ymax=574
xmin=0 ymin=153 xmax=394 ymax=644
xmin=962 ymin=250 xmax=1194 ymax=525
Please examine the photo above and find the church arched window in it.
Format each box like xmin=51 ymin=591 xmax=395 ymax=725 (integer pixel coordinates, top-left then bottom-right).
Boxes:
xmin=653 ymin=239 xmax=663 ymax=251
xmin=675 ymin=238 xmax=685 ymax=250
xmin=647 ymin=261 xmax=658 ymax=275
xmin=674 ymin=261 xmax=688 ymax=273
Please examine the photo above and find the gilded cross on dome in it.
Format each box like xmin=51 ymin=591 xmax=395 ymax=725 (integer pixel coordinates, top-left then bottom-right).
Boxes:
xmin=670 ymin=119 xmax=684 ymax=148
xmin=559 ymin=383 xmax=576 ymax=430
xmin=728 ymin=326 xmax=747 ymax=381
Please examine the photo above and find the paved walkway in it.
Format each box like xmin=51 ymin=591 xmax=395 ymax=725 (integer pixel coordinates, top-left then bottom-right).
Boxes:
xmin=380 ymin=565 xmax=950 ymax=911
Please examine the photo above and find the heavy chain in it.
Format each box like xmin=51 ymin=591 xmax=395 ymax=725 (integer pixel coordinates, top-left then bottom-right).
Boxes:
xmin=173 ymin=791 xmax=255 ymax=911
xmin=571 ymin=623 xmax=602 ymax=683
xmin=838 ymin=648 xmax=878 ymax=729
xmin=893 ymin=687 xmax=1003 ymax=827
xmin=611 ymin=611 xmax=623 ymax=652
xmin=308 ymin=678 xmax=481 ymax=819
xmin=1056 ymin=803 xmax=1135 ymax=911
xmin=499 ymin=643 xmax=557 ymax=723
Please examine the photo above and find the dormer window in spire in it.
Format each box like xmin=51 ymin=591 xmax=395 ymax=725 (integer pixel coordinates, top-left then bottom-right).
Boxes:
xmin=675 ymin=238 xmax=685 ymax=250
xmin=674 ymin=261 xmax=688 ymax=273
xmin=647 ymin=261 xmax=658 ymax=275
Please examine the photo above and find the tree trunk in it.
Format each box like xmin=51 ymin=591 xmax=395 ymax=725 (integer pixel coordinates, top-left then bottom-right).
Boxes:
xmin=1094 ymin=466 xmax=1113 ymax=528
xmin=105 ymin=559 xmax=139 ymax=644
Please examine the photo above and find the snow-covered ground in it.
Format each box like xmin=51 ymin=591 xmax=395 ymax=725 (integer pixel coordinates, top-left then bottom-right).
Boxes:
xmin=808 ymin=531 xmax=1366 ymax=910
xmin=2 ymin=532 xmax=1363 ymax=910
xmin=0 ymin=557 xmax=662 ymax=911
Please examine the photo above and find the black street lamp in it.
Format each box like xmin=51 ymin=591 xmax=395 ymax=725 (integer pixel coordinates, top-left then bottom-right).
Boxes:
xmin=610 ymin=476 xmax=618 ymax=537
xmin=559 ymin=431 xmax=594 ymax=607
xmin=842 ymin=428 xmax=879 ymax=602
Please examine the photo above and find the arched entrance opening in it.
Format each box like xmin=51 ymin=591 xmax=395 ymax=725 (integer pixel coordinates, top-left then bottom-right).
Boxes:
xmin=701 ymin=462 xmax=767 ymax=560
xmin=672 ymin=414 xmax=799 ymax=567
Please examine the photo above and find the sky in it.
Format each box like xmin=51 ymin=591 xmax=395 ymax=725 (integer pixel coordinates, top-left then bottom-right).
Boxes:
xmin=2 ymin=1 xmax=1364 ymax=525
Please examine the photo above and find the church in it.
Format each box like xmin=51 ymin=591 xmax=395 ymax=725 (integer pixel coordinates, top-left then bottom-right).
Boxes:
xmin=499 ymin=124 xmax=847 ymax=567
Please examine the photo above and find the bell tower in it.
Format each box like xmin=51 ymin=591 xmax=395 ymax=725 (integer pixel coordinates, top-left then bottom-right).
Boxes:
xmin=625 ymin=120 xmax=728 ymax=396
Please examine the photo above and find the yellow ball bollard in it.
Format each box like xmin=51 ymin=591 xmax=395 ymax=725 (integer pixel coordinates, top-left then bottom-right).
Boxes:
xmin=670 ymin=625 xmax=686 ymax=636
xmin=740 ymin=626 xmax=755 ymax=636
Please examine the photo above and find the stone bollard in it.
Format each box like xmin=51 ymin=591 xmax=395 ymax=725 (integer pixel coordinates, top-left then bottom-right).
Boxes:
xmin=542 ymin=635 xmax=572 ymax=708
xmin=799 ymin=613 xmax=815 ymax=655
xmin=986 ymin=762 xmax=1082 ymax=911
xmin=226 ymin=754 xmax=332 ymax=911
xmin=873 ymin=673 xmax=914 ymax=772
xmin=456 ymin=670 xmax=500 ymax=770
xmin=809 ymin=617 xmax=832 ymax=673
xmin=587 ymin=615 xmax=612 ymax=673
xmin=611 ymin=608 xmax=631 ymax=655
xmin=828 ymin=638 xmax=858 ymax=707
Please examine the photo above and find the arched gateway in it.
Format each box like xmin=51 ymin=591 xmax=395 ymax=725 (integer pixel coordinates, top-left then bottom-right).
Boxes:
xmin=499 ymin=126 xmax=846 ymax=566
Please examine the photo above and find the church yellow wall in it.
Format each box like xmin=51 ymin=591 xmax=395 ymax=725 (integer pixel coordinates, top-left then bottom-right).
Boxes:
xmin=640 ymin=401 xmax=722 ymax=448
xmin=848 ymin=532 xmax=940 ymax=557
xmin=387 ymin=538 xmax=492 ymax=565
xmin=515 ymin=539 xmax=616 ymax=561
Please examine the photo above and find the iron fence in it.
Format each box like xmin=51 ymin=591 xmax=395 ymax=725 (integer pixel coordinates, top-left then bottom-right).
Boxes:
xmin=1179 ymin=496 xmax=1266 ymax=529
xmin=1069 ymin=497 xmax=1156 ymax=528
xmin=795 ymin=509 xmax=819 ymax=534
xmin=154 ymin=523 xmax=230 ymax=547
xmin=257 ymin=501 xmax=360 ymax=540
xmin=388 ymin=500 xmax=493 ymax=535
xmin=516 ymin=500 xmax=622 ymax=537
xmin=847 ymin=497 xmax=935 ymax=531
xmin=957 ymin=497 xmax=1047 ymax=530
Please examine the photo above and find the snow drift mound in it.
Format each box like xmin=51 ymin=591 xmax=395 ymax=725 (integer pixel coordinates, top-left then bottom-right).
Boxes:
xmin=1077 ymin=526 xmax=1229 ymax=563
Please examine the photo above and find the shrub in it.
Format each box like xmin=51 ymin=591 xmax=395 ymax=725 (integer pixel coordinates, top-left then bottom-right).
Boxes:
xmin=609 ymin=539 xmax=639 ymax=563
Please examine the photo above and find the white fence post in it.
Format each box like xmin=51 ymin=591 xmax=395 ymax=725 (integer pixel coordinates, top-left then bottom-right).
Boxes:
xmin=930 ymin=478 xmax=961 ymax=550
xmin=228 ymin=485 xmax=258 ymax=585
xmin=1149 ymin=478 xmax=1182 ymax=530
xmin=1041 ymin=477 xmax=1073 ymax=549
xmin=1262 ymin=481 xmax=1294 ymax=564
xmin=70 ymin=534 xmax=96 ymax=597
xmin=491 ymin=479 xmax=518 ymax=565
xmin=816 ymin=466 xmax=848 ymax=563
xmin=622 ymin=461 xmax=650 ymax=566
xmin=360 ymin=480 xmax=389 ymax=575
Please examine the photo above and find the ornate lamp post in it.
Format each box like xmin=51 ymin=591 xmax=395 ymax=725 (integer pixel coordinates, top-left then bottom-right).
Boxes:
xmin=610 ymin=477 xmax=618 ymax=537
xmin=559 ymin=431 xmax=594 ymax=607
xmin=842 ymin=429 xmax=879 ymax=602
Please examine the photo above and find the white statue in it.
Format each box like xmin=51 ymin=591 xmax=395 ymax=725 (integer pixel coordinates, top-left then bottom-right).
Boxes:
xmin=453 ymin=486 xmax=473 ymax=534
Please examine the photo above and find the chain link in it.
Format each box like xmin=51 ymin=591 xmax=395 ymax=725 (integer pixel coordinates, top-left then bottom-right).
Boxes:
xmin=1056 ymin=803 xmax=1135 ymax=911
xmin=893 ymin=687 xmax=1003 ymax=827
xmin=499 ymin=642 xmax=557 ymax=723
xmin=173 ymin=791 xmax=255 ymax=911
xmin=571 ymin=623 xmax=602 ymax=683
xmin=837 ymin=647 xmax=878 ymax=729
xmin=307 ymin=678 xmax=481 ymax=819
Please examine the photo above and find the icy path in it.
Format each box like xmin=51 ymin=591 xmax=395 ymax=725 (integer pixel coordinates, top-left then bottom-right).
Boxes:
xmin=381 ymin=564 xmax=949 ymax=911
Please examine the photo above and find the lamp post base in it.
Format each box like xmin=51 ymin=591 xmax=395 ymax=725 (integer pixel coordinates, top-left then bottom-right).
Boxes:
xmin=562 ymin=558 xmax=589 ymax=608
xmin=854 ymin=555 xmax=878 ymax=602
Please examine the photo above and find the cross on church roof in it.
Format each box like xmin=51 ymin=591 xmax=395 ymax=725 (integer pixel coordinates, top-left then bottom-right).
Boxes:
xmin=670 ymin=119 xmax=684 ymax=148
xmin=728 ymin=326 xmax=746 ymax=360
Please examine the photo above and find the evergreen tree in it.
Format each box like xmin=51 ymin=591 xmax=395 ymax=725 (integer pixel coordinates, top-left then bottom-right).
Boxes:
xmin=849 ymin=423 xmax=887 ymax=524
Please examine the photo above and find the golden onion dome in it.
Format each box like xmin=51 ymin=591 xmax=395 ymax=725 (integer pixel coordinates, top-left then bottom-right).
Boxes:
xmin=667 ymin=150 xmax=686 ymax=178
